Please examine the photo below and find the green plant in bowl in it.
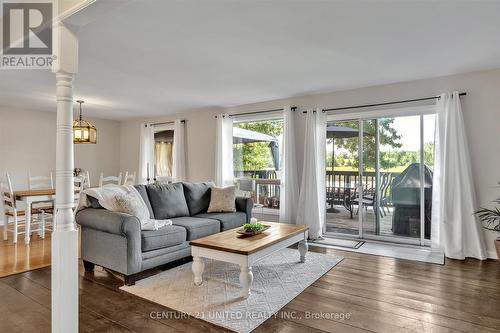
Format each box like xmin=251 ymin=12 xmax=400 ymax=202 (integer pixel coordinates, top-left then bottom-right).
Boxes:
xmin=243 ymin=223 xmax=265 ymax=233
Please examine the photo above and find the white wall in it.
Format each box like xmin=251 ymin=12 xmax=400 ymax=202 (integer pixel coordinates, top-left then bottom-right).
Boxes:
xmin=0 ymin=107 xmax=121 ymax=190
xmin=119 ymin=107 xmax=222 ymax=183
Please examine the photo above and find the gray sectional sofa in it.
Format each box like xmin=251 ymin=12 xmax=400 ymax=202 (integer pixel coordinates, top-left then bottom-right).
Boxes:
xmin=75 ymin=182 xmax=252 ymax=285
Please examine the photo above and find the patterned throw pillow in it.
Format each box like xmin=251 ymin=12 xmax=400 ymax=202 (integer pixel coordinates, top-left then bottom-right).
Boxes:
xmin=114 ymin=192 xmax=149 ymax=225
xmin=207 ymin=186 xmax=236 ymax=213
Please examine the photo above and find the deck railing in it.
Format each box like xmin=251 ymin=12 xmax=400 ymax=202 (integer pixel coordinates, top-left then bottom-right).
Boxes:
xmin=234 ymin=170 xmax=280 ymax=207
xmin=235 ymin=170 xmax=400 ymax=209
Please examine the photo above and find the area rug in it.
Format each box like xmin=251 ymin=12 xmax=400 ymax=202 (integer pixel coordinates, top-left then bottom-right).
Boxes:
xmin=121 ymin=248 xmax=343 ymax=333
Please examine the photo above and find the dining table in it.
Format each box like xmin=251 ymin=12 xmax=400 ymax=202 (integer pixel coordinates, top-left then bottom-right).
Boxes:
xmin=9 ymin=188 xmax=79 ymax=244
xmin=326 ymin=183 xmax=359 ymax=218
xmin=11 ymin=189 xmax=56 ymax=244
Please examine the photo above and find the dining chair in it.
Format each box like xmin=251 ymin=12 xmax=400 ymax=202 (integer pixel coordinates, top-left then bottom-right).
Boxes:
xmin=74 ymin=171 xmax=91 ymax=191
xmin=352 ymin=174 xmax=391 ymax=218
xmin=1 ymin=173 xmax=43 ymax=244
xmin=379 ymin=173 xmax=393 ymax=216
xmin=99 ymin=172 xmax=122 ymax=187
xmin=73 ymin=171 xmax=90 ymax=210
xmin=28 ymin=171 xmax=54 ymax=190
xmin=27 ymin=171 xmax=55 ymax=214
xmin=123 ymin=171 xmax=137 ymax=185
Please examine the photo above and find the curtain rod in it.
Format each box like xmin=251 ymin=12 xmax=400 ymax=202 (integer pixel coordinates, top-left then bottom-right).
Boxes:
xmin=302 ymin=92 xmax=467 ymax=114
xmin=145 ymin=120 xmax=185 ymax=127
xmin=215 ymin=106 xmax=297 ymax=118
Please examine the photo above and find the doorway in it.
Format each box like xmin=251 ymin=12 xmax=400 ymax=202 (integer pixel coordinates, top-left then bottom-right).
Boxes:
xmin=325 ymin=107 xmax=436 ymax=246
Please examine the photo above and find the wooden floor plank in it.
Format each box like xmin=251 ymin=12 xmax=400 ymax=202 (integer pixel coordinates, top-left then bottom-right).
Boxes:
xmin=338 ymin=258 xmax=500 ymax=290
xmin=0 ymin=226 xmax=51 ymax=278
xmin=0 ymin=273 xmax=137 ymax=333
xmin=0 ymin=281 xmax=51 ymax=332
xmin=0 ymin=246 xmax=499 ymax=333
xmin=330 ymin=265 xmax=500 ymax=299
xmin=308 ymin=283 xmax=499 ymax=332
xmin=315 ymin=275 xmax=499 ymax=322
xmin=290 ymin=294 xmax=456 ymax=333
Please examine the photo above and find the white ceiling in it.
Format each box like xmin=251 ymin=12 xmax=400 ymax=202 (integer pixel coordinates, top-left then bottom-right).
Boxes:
xmin=1 ymin=0 xmax=500 ymax=120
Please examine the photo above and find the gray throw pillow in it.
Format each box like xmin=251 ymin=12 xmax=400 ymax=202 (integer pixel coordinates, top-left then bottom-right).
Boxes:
xmin=133 ymin=184 xmax=155 ymax=218
xmin=182 ymin=181 xmax=215 ymax=215
xmin=146 ymin=183 xmax=190 ymax=219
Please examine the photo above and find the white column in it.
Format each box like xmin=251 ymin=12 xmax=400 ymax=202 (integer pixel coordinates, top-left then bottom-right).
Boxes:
xmin=55 ymin=72 xmax=75 ymax=232
xmin=52 ymin=20 xmax=79 ymax=333
xmin=51 ymin=71 xmax=78 ymax=333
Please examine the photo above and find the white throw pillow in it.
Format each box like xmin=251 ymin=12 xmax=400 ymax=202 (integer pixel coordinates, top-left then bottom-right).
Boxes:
xmin=207 ymin=186 xmax=236 ymax=213
xmin=114 ymin=192 xmax=150 ymax=226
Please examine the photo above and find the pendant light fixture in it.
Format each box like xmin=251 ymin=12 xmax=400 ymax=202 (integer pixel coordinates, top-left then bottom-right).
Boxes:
xmin=73 ymin=100 xmax=97 ymax=144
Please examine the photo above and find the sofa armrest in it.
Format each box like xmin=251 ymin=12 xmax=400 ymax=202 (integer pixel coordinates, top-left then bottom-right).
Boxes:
xmin=235 ymin=197 xmax=253 ymax=223
xmin=76 ymin=208 xmax=142 ymax=275
xmin=76 ymin=208 xmax=141 ymax=238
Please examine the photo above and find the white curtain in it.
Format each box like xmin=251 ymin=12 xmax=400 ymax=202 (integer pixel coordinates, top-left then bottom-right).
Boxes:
xmin=138 ymin=124 xmax=155 ymax=184
xmin=297 ymin=109 xmax=327 ymax=239
xmin=155 ymin=142 xmax=173 ymax=177
xmin=215 ymin=113 xmax=234 ymax=187
xmin=431 ymin=92 xmax=487 ymax=259
xmin=172 ymin=119 xmax=186 ymax=182
xmin=279 ymin=106 xmax=300 ymax=224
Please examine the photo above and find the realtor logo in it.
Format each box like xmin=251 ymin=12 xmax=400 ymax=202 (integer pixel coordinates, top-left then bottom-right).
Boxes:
xmin=1 ymin=0 xmax=54 ymax=69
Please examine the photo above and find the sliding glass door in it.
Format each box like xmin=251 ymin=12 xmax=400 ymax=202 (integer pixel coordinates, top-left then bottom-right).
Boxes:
xmin=325 ymin=109 xmax=436 ymax=245
xmin=325 ymin=120 xmax=361 ymax=235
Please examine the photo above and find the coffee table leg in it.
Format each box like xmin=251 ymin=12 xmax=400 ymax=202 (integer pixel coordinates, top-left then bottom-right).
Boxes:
xmin=192 ymin=256 xmax=204 ymax=286
xmin=298 ymin=240 xmax=308 ymax=263
xmin=239 ymin=265 xmax=253 ymax=298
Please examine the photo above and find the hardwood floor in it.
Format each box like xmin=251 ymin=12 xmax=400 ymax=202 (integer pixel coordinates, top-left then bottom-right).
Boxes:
xmin=0 ymin=226 xmax=52 ymax=277
xmin=0 ymin=246 xmax=499 ymax=333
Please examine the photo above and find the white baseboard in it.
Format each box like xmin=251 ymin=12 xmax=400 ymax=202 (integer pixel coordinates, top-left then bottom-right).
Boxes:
xmin=487 ymin=250 xmax=498 ymax=260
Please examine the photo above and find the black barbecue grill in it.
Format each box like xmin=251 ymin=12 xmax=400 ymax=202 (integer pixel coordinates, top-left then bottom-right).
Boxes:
xmin=391 ymin=163 xmax=433 ymax=238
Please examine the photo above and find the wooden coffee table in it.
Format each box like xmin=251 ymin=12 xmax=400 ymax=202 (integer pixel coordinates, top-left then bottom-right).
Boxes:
xmin=190 ymin=222 xmax=309 ymax=298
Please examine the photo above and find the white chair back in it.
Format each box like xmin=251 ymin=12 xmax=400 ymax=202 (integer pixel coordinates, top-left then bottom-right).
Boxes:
xmin=74 ymin=171 xmax=91 ymax=191
xmin=99 ymin=172 xmax=122 ymax=187
xmin=1 ymin=173 xmax=16 ymax=212
xmin=28 ymin=172 xmax=54 ymax=190
xmin=123 ymin=171 xmax=136 ymax=185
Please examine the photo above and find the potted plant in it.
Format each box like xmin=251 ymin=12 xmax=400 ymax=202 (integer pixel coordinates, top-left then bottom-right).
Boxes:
xmin=475 ymin=181 xmax=500 ymax=260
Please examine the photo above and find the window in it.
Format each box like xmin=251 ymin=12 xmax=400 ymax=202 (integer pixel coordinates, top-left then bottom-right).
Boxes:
xmin=154 ymin=129 xmax=174 ymax=179
xmin=232 ymin=117 xmax=283 ymax=219
xmin=139 ymin=121 xmax=185 ymax=184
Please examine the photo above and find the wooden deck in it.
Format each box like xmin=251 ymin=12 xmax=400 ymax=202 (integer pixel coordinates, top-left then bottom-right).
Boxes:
xmin=1 ymin=245 xmax=498 ymax=332
xmin=254 ymin=207 xmax=400 ymax=238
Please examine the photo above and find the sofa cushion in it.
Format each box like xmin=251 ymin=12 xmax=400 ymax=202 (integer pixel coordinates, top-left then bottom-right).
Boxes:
xmin=171 ymin=217 xmax=220 ymax=240
xmin=133 ymin=185 xmax=154 ymax=219
xmin=182 ymin=181 xmax=215 ymax=215
xmin=141 ymin=225 xmax=186 ymax=252
xmin=195 ymin=212 xmax=246 ymax=231
xmin=146 ymin=183 xmax=190 ymax=219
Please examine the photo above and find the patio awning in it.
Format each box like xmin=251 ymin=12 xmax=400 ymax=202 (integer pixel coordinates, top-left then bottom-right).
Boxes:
xmin=233 ymin=127 xmax=279 ymax=144
xmin=326 ymin=125 xmax=371 ymax=139
xmin=233 ymin=127 xmax=280 ymax=170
